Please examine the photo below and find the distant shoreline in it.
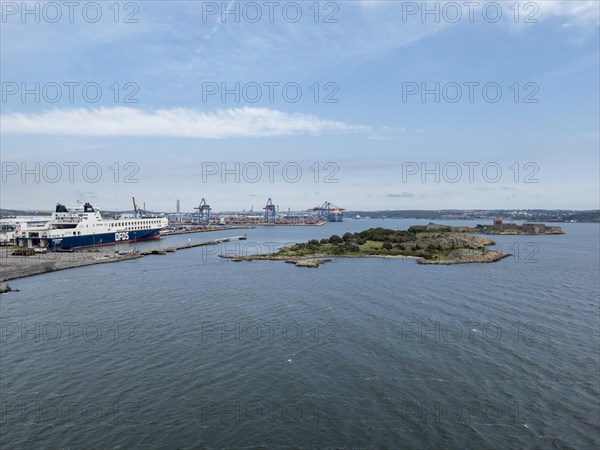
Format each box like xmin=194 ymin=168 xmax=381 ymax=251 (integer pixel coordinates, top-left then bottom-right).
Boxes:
xmin=2 ymin=210 xmax=598 ymax=224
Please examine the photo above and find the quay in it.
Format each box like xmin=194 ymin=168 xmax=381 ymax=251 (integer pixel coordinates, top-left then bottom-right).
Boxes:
xmin=139 ymin=236 xmax=245 ymax=255
xmin=0 ymin=236 xmax=245 ymax=285
xmin=161 ymin=226 xmax=254 ymax=236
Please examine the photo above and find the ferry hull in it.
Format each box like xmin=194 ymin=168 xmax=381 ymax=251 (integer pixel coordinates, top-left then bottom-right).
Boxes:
xmin=48 ymin=229 xmax=162 ymax=250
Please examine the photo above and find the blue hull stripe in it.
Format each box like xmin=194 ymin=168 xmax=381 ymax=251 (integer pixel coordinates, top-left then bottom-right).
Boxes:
xmin=49 ymin=229 xmax=161 ymax=250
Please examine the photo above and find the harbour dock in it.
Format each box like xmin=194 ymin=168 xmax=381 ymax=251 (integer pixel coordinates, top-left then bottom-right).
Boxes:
xmin=0 ymin=236 xmax=245 ymax=284
xmin=139 ymin=236 xmax=244 ymax=255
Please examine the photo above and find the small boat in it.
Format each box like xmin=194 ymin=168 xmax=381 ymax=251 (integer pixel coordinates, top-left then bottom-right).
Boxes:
xmin=239 ymin=234 xmax=248 ymax=240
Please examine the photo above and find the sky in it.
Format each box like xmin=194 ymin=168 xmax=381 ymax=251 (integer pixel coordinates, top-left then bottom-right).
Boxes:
xmin=1 ymin=0 xmax=599 ymax=212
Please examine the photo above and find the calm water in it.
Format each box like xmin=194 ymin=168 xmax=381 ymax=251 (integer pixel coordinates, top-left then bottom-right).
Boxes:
xmin=1 ymin=220 xmax=599 ymax=449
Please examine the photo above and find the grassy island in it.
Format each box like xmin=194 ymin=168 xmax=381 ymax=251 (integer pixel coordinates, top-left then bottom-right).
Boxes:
xmin=222 ymin=226 xmax=511 ymax=267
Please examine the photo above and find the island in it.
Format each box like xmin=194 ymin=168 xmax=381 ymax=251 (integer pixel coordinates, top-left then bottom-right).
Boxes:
xmin=448 ymin=218 xmax=564 ymax=235
xmin=221 ymin=227 xmax=512 ymax=267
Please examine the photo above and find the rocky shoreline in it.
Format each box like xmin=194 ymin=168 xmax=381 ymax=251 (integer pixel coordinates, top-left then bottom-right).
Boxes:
xmin=417 ymin=250 xmax=510 ymax=265
xmin=219 ymin=227 xmax=512 ymax=267
xmin=221 ymin=250 xmax=510 ymax=267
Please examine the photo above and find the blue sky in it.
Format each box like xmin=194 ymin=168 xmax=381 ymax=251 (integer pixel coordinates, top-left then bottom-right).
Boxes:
xmin=1 ymin=0 xmax=599 ymax=212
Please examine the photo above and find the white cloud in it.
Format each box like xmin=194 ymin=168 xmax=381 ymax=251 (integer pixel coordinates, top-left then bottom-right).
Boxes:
xmin=540 ymin=1 xmax=600 ymax=28
xmin=1 ymin=107 xmax=371 ymax=138
xmin=357 ymin=0 xmax=598 ymax=29
xmin=176 ymin=1 xmax=451 ymax=80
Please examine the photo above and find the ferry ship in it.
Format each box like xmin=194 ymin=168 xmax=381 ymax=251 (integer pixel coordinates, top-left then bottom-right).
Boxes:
xmin=16 ymin=203 xmax=168 ymax=250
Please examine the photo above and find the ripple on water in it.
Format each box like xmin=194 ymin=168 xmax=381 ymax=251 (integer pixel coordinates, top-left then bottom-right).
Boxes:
xmin=1 ymin=222 xmax=598 ymax=448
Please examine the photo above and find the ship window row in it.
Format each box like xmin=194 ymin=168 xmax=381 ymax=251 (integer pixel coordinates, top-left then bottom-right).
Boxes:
xmin=121 ymin=225 xmax=155 ymax=230
xmin=111 ymin=220 xmax=163 ymax=227
xmin=86 ymin=223 xmax=160 ymax=229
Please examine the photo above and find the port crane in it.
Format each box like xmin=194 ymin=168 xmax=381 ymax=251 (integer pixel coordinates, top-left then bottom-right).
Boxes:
xmin=263 ymin=198 xmax=277 ymax=223
xmin=132 ymin=196 xmax=147 ymax=217
xmin=194 ymin=198 xmax=211 ymax=224
xmin=310 ymin=201 xmax=345 ymax=222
